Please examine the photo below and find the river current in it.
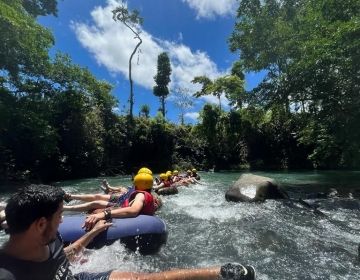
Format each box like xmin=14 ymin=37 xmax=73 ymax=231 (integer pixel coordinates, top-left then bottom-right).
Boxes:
xmin=1 ymin=171 xmax=360 ymax=279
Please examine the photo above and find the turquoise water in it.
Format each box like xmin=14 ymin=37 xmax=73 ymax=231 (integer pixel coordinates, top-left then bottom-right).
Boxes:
xmin=1 ymin=171 xmax=360 ymax=279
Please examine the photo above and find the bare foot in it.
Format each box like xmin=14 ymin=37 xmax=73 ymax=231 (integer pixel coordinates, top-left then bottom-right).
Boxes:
xmin=100 ymin=179 xmax=111 ymax=194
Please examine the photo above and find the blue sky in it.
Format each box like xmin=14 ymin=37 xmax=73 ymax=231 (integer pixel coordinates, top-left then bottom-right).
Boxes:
xmin=39 ymin=0 xmax=266 ymax=124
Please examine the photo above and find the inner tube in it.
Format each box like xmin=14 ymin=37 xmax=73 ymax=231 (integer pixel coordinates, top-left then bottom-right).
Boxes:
xmin=59 ymin=215 xmax=167 ymax=255
xmin=156 ymin=186 xmax=178 ymax=196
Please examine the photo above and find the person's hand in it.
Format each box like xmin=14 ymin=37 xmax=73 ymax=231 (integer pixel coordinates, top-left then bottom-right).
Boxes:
xmin=91 ymin=219 xmax=113 ymax=233
xmin=82 ymin=212 xmax=104 ymax=231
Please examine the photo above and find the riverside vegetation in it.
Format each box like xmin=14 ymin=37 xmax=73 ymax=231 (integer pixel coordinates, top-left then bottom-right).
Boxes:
xmin=0 ymin=0 xmax=359 ymax=184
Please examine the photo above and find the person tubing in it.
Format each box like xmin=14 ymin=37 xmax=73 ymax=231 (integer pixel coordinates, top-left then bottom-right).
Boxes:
xmin=137 ymin=167 xmax=153 ymax=175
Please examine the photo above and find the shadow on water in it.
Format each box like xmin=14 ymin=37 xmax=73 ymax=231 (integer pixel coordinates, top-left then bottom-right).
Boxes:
xmin=1 ymin=170 xmax=360 ymax=279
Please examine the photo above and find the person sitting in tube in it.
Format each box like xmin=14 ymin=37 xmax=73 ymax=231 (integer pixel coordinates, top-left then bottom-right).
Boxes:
xmin=62 ymin=168 xmax=156 ymax=213
xmin=63 ymin=172 xmax=156 ymax=225
xmin=0 ymin=184 xmax=256 ymax=280
xmin=153 ymin=173 xmax=172 ymax=193
xmin=180 ymin=169 xmax=200 ymax=184
xmin=82 ymin=172 xmax=156 ymax=231
xmin=171 ymin=170 xmax=181 ymax=182
xmin=64 ymin=167 xmax=153 ymax=206
xmin=191 ymin=168 xmax=201 ymax=180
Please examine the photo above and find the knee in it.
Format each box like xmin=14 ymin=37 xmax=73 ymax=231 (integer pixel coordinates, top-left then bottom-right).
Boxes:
xmin=94 ymin=194 xmax=105 ymax=200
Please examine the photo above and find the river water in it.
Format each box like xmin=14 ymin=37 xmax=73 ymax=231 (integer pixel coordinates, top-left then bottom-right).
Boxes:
xmin=1 ymin=171 xmax=360 ymax=279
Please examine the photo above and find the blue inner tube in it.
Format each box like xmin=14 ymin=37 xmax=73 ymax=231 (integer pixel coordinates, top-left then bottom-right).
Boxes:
xmin=59 ymin=215 xmax=167 ymax=255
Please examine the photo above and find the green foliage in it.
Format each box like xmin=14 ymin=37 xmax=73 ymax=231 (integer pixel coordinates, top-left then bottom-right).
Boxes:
xmin=153 ymin=52 xmax=172 ymax=117
xmin=192 ymin=75 xmax=246 ymax=110
xmin=2 ymin=0 xmax=359 ymax=184
xmin=231 ymin=61 xmax=245 ymax=80
xmin=229 ymin=0 xmax=360 ymax=169
xmin=0 ymin=0 xmax=54 ymax=78
xmin=22 ymin=0 xmax=58 ymax=17
xmin=139 ymin=104 xmax=150 ymax=118
xmin=112 ymin=5 xmax=143 ymax=27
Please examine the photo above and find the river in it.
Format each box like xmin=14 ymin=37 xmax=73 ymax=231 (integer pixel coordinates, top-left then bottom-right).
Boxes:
xmin=1 ymin=171 xmax=360 ymax=279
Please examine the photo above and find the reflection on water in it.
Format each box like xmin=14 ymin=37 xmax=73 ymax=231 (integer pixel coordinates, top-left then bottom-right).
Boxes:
xmin=1 ymin=171 xmax=360 ymax=279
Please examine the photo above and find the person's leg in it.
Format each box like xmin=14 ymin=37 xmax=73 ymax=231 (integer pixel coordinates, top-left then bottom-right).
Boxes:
xmin=109 ymin=267 xmax=220 ymax=280
xmin=68 ymin=193 xmax=111 ymax=202
xmin=63 ymin=200 xmax=109 ymax=212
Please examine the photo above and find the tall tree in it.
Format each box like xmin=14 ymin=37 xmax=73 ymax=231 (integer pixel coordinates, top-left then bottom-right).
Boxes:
xmin=112 ymin=4 xmax=143 ymax=120
xmin=229 ymin=0 xmax=360 ymax=168
xmin=153 ymin=52 xmax=171 ymax=117
xmin=173 ymin=87 xmax=194 ymax=125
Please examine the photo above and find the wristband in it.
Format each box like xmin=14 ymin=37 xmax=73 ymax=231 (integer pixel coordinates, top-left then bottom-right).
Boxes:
xmin=103 ymin=209 xmax=112 ymax=220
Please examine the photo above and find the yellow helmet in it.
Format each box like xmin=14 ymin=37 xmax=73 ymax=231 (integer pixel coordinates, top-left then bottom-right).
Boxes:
xmin=159 ymin=173 xmax=168 ymax=180
xmin=192 ymin=168 xmax=197 ymax=173
xmin=166 ymin=171 xmax=172 ymax=176
xmin=137 ymin=167 xmax=152 ymax=175
xmin=134 ymin=173 xmax=153 ymax=190
xmin=173 ymin=170 xmax=179 ymax=175
xmin=187 ymin=169 xmax=191 ymax=174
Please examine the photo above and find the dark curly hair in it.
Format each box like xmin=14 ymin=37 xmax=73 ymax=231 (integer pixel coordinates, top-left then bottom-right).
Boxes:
xmin=5 ymin=184 xmax=65 ymax=234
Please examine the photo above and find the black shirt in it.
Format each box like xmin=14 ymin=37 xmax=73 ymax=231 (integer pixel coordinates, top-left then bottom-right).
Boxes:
xmin=0 ymin=234 xmax=76 ymax=280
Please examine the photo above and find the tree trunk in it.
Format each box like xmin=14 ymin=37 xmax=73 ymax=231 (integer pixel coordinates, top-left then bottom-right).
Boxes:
xmin=128 ymin=37 xmax=142 ymax=119
xmin=161 ymin=96 xmax=165 ymax=117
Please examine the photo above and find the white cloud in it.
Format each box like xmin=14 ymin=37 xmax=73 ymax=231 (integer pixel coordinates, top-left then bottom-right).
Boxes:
xmin=72 ymin=0 xmax=162 ymax=89
xmin=184 ymin=112 xmax=200 ymax=121
xmin=72 ymin=0 xmax=229 ymax=107
xmin=201 ymin=93 xmax=229 ymax=108
xmin=182 ymin=0 xmax=237 ymax=19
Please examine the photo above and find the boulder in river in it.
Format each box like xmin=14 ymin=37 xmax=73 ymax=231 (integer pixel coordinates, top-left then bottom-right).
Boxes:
xmin=225 ymin=173 xmax=289 ymax=202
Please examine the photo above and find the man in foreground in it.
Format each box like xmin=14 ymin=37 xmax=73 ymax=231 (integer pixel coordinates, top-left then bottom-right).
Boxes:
xmin=0 ymin=184 xmax=255 ymax=280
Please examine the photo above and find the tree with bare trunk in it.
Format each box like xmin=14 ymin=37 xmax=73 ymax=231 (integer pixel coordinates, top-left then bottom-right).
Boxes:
xmin=173 ymin=87 xmax=194 ymax=125
xmin=112 ymin=4 xmax=143 ymax=120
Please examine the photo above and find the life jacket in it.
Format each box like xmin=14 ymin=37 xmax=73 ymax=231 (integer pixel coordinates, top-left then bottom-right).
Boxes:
xmin=122 ymin=190 xmax=155 ymax=215
xmin=163 ymin=180 xmax=172 ymax=188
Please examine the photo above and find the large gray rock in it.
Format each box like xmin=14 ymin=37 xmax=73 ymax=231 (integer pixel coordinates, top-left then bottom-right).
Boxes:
xmin=225 ymin=173 xmax=289 ymax=202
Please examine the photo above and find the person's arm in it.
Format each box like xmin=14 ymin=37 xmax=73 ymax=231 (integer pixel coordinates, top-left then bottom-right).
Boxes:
xmin=83 ymin=193 xmax=145 ymax=231
xmin=108 ymin=263 xmax=255 ymax=280
xmin=65 ymin=220 xmax=112 ymax=261
xmin=109 ymin=267 xmax=220 ymax=280
xmin=153 ymin=182 xmax=165 ymax=191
